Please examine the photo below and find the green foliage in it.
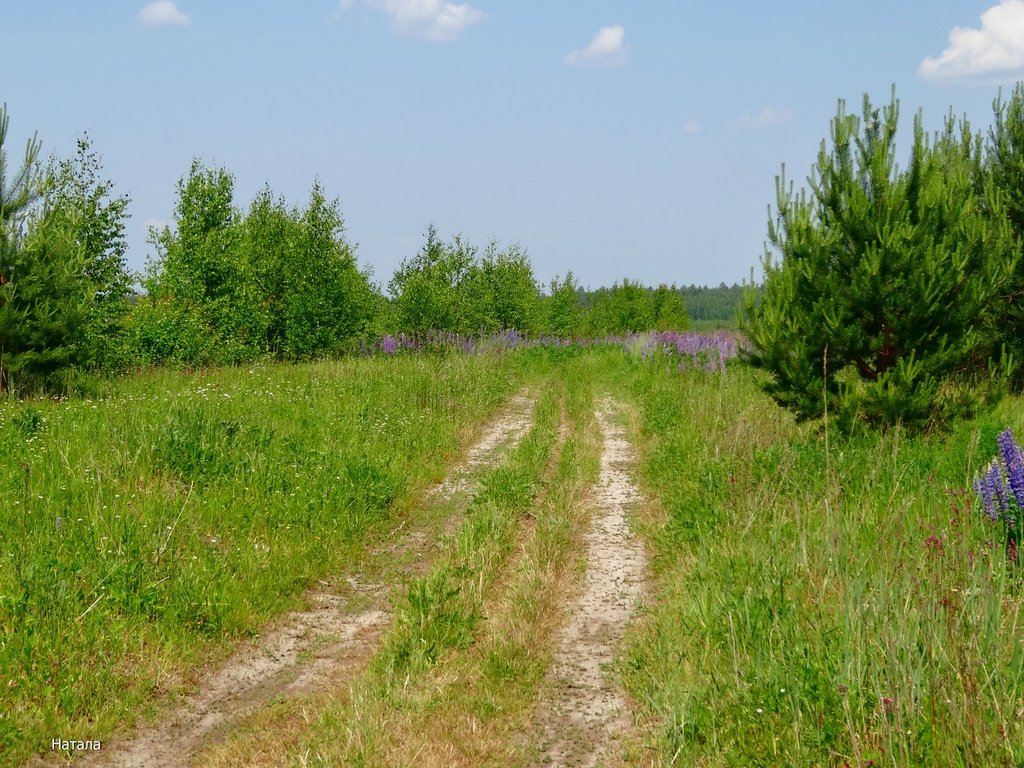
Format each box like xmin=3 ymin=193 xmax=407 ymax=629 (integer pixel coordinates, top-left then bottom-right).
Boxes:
xmin=988 ymin=84 xmax=1024 ymax=384
xmin=544 ymin=272 xmax=583 ymax=337
xmin=651 ymin=283 xmax=691 ymax=331
xmin=143 ymin=161 xmax=255 ymax=363
xmin=277 ymin=181 xmax=376 ymax=358
xmin=741 ymin=89 xmax=1016 ymax=429
xmin=990 ymin=83 xmax=1024 ymax=242
xmin=585 ymin=278 xmax=655 ymax=335
xmin=679 ymin=282 xmax=748 ymax=325
xmin=41 ymin=136 xmax=133 ymax=370
xmin=389 ymin=225 xmax=475 ymax=336
xmin=0 ymin=105 xmax=40 ymax=240
xmin=123 ymin=296 xmax=230 ymax=367
xmin=388 ymin=226 xmax=541 ymax=337
xmin=0 ymin=109 xmax=109 ymax=392
xmin=139 ymin=162 xmax=378 ymax=364
xmin=0 ymin=214 xmax=90 ymax=389
xmin=472 ymin=242 xmax=542 ymax=334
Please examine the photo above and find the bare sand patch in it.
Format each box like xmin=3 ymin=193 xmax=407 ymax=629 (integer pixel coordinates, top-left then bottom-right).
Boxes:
xmin=429 ymin=391 xmax=536 ymax=504
xmin=532 ymin=397 xmax=648 ymax=768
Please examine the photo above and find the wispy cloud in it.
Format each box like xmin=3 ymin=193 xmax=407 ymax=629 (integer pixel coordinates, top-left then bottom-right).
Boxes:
xmin=682 ymin=119 xmax=701 ymax=135
xmin=920 ymin=1 xmax=1024 ymax=82
xmin=735 ymin=106 xmax=792 ymax=129
xmin=565 ymin=25 xmax=628 ymax=67
xmin=138 ymin=1 xmax=191 ymax=27
xmin=340 ymin=0 xmax=484 ymax=42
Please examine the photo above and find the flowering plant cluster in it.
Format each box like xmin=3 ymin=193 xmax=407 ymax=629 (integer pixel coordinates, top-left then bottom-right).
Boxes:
xmin=973 ymin=428 xmax=1024 ymax=563
xmin=645 ymin=330 xmax=738 ymax=373
xmin=364 ymin=329 xmax=739 ymax=373
xmin=365 ymin=329 xmax=533 ymax=356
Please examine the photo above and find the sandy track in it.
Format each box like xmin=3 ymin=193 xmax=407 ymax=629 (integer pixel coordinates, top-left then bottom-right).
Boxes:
xmin=86 ymin=389 xmax=536 ymax=768
xmin=429 ymin=392 xmax=536 ymax=503
xmin=532 ymin=397 xmax=648 ymax=768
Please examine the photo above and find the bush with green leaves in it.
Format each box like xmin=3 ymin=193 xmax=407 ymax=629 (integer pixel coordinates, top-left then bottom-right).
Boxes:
xmin=142 ymin=161 xmax=259 ymax=363
xmin=544 ymin=272 xmax=583 ymax=337
xmin=139 ymin=162 xmax=378 ymax=364
xmin=651 ymin=283 xmax=691 ymax=331
xmin=585 ymin=278 xmax=656 ymax=335
xmin=741 ymin=90 xmax=1016 ymax=430
xmin=41 ymin=136 xmax=133 ymax=370
xmin=388 ymin=225 xmax=475 ymax=337
xmin=388 ymin=226 xmax=542 ymax=338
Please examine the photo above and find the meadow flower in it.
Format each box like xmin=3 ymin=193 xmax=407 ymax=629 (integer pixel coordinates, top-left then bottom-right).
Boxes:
xmin=974 ymin=458 xmax=1012 ymax=522
xmin=998 ymin=429 xmax=1024 ymax=509
xmin=973 ymin=432 xmax=1024 ymax=565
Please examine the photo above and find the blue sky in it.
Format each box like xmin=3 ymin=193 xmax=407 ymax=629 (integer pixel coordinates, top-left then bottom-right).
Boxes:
xmin=2 ymin=1 xmax=1023 ymax=291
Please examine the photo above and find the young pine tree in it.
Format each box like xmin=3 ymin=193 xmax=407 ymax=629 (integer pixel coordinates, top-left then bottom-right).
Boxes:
xmin=741 ymin=90 xmax=1016 ymax=429
xmin=0 ymin=107 xmax=92 ymax=392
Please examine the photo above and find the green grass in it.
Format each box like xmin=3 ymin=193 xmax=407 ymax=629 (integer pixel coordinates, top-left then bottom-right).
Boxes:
xmin=0 ymin=354 xmax=525 ymax=763
xmin=6 ymin=344 xmax=1024 ymax=767
xmin=620 ymin=355 xmax=1024 ymax=767
xmin=286 ymin=354 xmax=613 ymax=767
xmin=292 ymin=375 xmax=562 ymax=765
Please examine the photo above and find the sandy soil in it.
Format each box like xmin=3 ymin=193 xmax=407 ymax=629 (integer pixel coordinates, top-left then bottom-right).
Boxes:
xmin=85 ymin=389 xmax=536 ymax=768
xmin=429 ymin=391 xmax=536 ymax=503
xmin=532 ymin=397 xmax=648 ymax=768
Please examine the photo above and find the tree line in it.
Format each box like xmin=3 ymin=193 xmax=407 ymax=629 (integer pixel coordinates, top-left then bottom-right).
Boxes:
xmin=0 ymin=111 xmax=700 ymax=393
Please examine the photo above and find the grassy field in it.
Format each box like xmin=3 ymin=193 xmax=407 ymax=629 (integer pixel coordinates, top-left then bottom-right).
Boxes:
xmin=619 ymin=355 xmax=1024 ymax=766
xmin=0 ymin=352 xmax=530 ymax=764
xmin=3 ymin=343 xmax=1023 ymax=766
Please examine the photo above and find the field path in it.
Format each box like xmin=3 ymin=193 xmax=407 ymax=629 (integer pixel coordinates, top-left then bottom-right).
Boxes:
xmin=531 ymin=397 xmax=648 ymax=768
xmin=90 ymin=390 xmax=536 ymax=768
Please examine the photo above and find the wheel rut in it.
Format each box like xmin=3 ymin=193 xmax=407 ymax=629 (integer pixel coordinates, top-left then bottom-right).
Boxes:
xmin=531 ymin=396 xmax=648 ymax=768
xmin=84 ymin=389 xmax=536 ymax=768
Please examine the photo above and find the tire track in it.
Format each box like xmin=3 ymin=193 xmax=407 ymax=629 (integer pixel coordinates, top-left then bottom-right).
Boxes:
xmin=532 ymin=397 xmax=648 ymax=768
xmin=87 ymin=389 xmax=536 ymax=768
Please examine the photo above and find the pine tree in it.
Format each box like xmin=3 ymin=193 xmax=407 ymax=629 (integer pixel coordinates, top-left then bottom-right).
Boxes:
xmin=0 ymin=106 xmax=90 ymax=392
xmin=0 ymin=106 xmax=39 ymax=390
xmin=741 ymin=89 xmax=1016 ymax=429
xmin=987 ymin=84 xmax=1024 ymax=384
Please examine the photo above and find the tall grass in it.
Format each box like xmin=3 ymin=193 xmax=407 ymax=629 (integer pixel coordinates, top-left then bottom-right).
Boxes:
xmin=0 ymin=354 xmax=521 ymax=763
xmin=622 ymin=355 xmax=1024 ymax=766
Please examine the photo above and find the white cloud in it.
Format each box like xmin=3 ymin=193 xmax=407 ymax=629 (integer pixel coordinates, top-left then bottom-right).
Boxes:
xmin=341 ymin=0 xmax=484 ymax=42
xmin=682 ymin=119 xmax=701 ymax=135
xmin=565 ymin=25 xmax=628 ymax=67
xmin=920 ymin=1 xmax=1024 ymax=81
xmin=735 ymin=106 xmax=792 ymax=129
xmin=138 ymin=1 xmax=190 ymax=27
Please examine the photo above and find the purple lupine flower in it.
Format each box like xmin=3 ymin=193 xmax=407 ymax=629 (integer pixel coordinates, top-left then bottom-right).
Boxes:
xmin=998 ymin=429 xmax=1024 ymax=510
xmin=988 ymin=459 xmax=1010 ymax=519
xmin=975 ymin=459 xmax=1003 ymax=522
xmin=382 ymin=335 xmax=397 ymax=355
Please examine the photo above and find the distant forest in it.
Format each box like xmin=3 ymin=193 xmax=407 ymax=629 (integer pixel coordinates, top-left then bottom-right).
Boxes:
xmin=678 ymin=283 xmax=749 ymax=323
xmin=581 ymin=282 xmax=749 ymax=326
